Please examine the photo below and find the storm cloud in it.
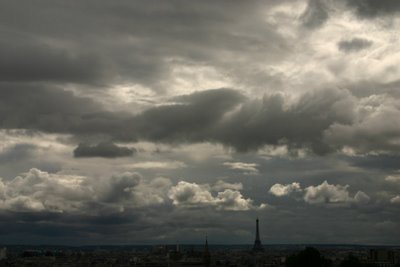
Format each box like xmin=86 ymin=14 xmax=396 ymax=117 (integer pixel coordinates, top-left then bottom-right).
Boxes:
xmin=0 ymin=0 xmax=400 ymax=245
xmin=73 ymin=142 xmax=135 ymax=158
xmin=345 ymin=0 xmax=400 ymax=18
xmin=2 ymin=85 xmax=400 ymax=156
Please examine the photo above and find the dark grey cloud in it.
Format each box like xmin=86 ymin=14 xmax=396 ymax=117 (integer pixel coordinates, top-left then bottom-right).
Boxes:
xmin=338 ymin=38 xmax=373 ymax=53
xmin=0 ymin=0 xmax=397 ymax=157
xmin=301 ymin=0 xmax=400 ymax=26
xmin=123 ymin=88 xmax=354 ymax=154
xmin=108 ymin=88 xmax=355 ymax=155
xmin=100 ymin=172 xmax=142 ymax=202
xmin=213 ymin=89 xmax=354 ymax=154
xmin=348 ymin=154 xmax=400 ymax=171
xmin=2 ymin=86 xmax=400 ymax=156
xmin=345 ymin=0 xmax=400 ymax=18
xmin=0 ymin=0 xmax=290 ymax=91
xmin=301 ymin=0 xmax=329 ymax=28
xmin=0 ymin=85 xmax=130 ymax=138
xmin=73 ymin=142 xmax=135 ymax=158
xmin=128 ymin=89 xmax=244 ymax=144
xmin=0 ymin=37 xmax=103 ymax=83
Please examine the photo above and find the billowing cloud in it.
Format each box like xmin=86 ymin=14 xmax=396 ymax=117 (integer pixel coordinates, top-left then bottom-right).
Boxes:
xmin=168 ymin=181 xmax=214 ymax=206
xmin=73 ymin=142 xmax=135 ymax=158
xmin=125 ymin=88 xmax=357 ymax=154
xmin=269 ymin=182 xmax=302 ymax=197
xmin=128 ymin=88 xmax=244 ymax=144
xmin=304 ymin=181 xmax=369 ymax=205
xmin=269 ymin=181 xmax=370 ymax=206
xmin=304 ymin=181 xmax=352 ymax=204
xmin=0 ymin=169 xmax=171 ymax=214
xmin=0 ymin=168 xmax=266 ymax=215
xmin=215 ymin=189 xmax=267 ymax=211
xmin=168 ymin=181 xmax=266 ymax=211
xmin=0 ymin=168 xmax=92 ymax=213
xmin=2 ymin=85 xmax=400 ymax=156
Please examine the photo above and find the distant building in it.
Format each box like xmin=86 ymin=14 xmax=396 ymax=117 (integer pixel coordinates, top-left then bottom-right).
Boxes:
xmin=252 ymin=218 xmax=264 ymax=253
xmin=369 ymin=249 xmax=400 ymax=267
xmin=0 ymin=248 xmax=6 ymax=260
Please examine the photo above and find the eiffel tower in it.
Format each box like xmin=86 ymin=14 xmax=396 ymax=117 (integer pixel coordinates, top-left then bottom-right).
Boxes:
xmin=204 ymin=235 xmax=211 ymax=267
xmin=252 ymin=218 xmax=264 ymax=252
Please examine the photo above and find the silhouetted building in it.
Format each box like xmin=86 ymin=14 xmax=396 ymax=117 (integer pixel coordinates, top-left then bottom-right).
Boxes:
xmin=252 ymin=218 xmax=264 ymax=252
xmin=204 ymin=236 xmax=211 ymax=267
xmin=369 ymin=249 xmax=400 ymax=266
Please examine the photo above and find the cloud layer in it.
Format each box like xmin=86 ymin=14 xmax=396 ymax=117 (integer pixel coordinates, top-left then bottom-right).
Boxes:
xmin=73 ymin=142 xmax=135 ymax=158
xmin=0 ymin=169 xmax=264 ymax=214
xmin=269 ymin=181 xmax=370 ymax=206
xmin=0 ymin=0 xmax=400 ymax=245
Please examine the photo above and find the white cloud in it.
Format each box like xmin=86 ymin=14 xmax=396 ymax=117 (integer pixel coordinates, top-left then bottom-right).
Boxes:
xmin=212 ymin=180 xmax=243 ymax=191
xmin=4 ymin=196 xmax=46 ymax=212
xmin=0 ymin=168 xmax=269 ymax=214
xmin=269 ymin=180 xmax=370 ymax=206
xmin=390 ymin=195 xmax=400 ymax=204
xmin=269 ymin=182 xmax=302 ymax=197
xmin=304 ymin=181 xmax=370 ymax=205
xmin=304 ymin=181 xmax=351 ymax=204
xmin=168 ymin=181 xmax=266 ymax=211
xmin=215 ymin=189 xmax=256 ymax=211
xmin=168 ymin=181 xmax=214 ymax=206
xmin=385 ymin=174 xmax=400 ymax=183
xmin=223 ymin=162 xmax=259 ymax=174
xmin=0 ymin=168 xmax=92 ymax=213
xmin=0 ymin=169 xmax=173 ymax=214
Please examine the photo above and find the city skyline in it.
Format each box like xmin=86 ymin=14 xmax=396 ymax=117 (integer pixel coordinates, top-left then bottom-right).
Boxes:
xmin=0 ymin=0 xmax=399 ymax=245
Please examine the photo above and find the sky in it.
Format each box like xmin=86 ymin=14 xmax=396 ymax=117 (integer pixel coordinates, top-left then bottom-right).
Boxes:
xmin=0 ymin=0 xmax=400 ymax=245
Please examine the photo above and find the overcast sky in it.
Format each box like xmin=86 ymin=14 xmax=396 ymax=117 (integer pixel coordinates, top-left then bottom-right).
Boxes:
xmin=0 ymin=0 xmax=400 ymax=245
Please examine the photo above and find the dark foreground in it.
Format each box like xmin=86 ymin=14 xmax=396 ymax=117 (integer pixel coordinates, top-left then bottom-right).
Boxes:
xmin=0 ymin=244 xmax=398 ymax=267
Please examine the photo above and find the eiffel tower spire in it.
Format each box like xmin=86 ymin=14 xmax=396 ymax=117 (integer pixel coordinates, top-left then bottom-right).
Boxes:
xmin=252 ymin=218 xmax=264 ymax=252
xmin=204 ymin=235 xmax=211 ymax=267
